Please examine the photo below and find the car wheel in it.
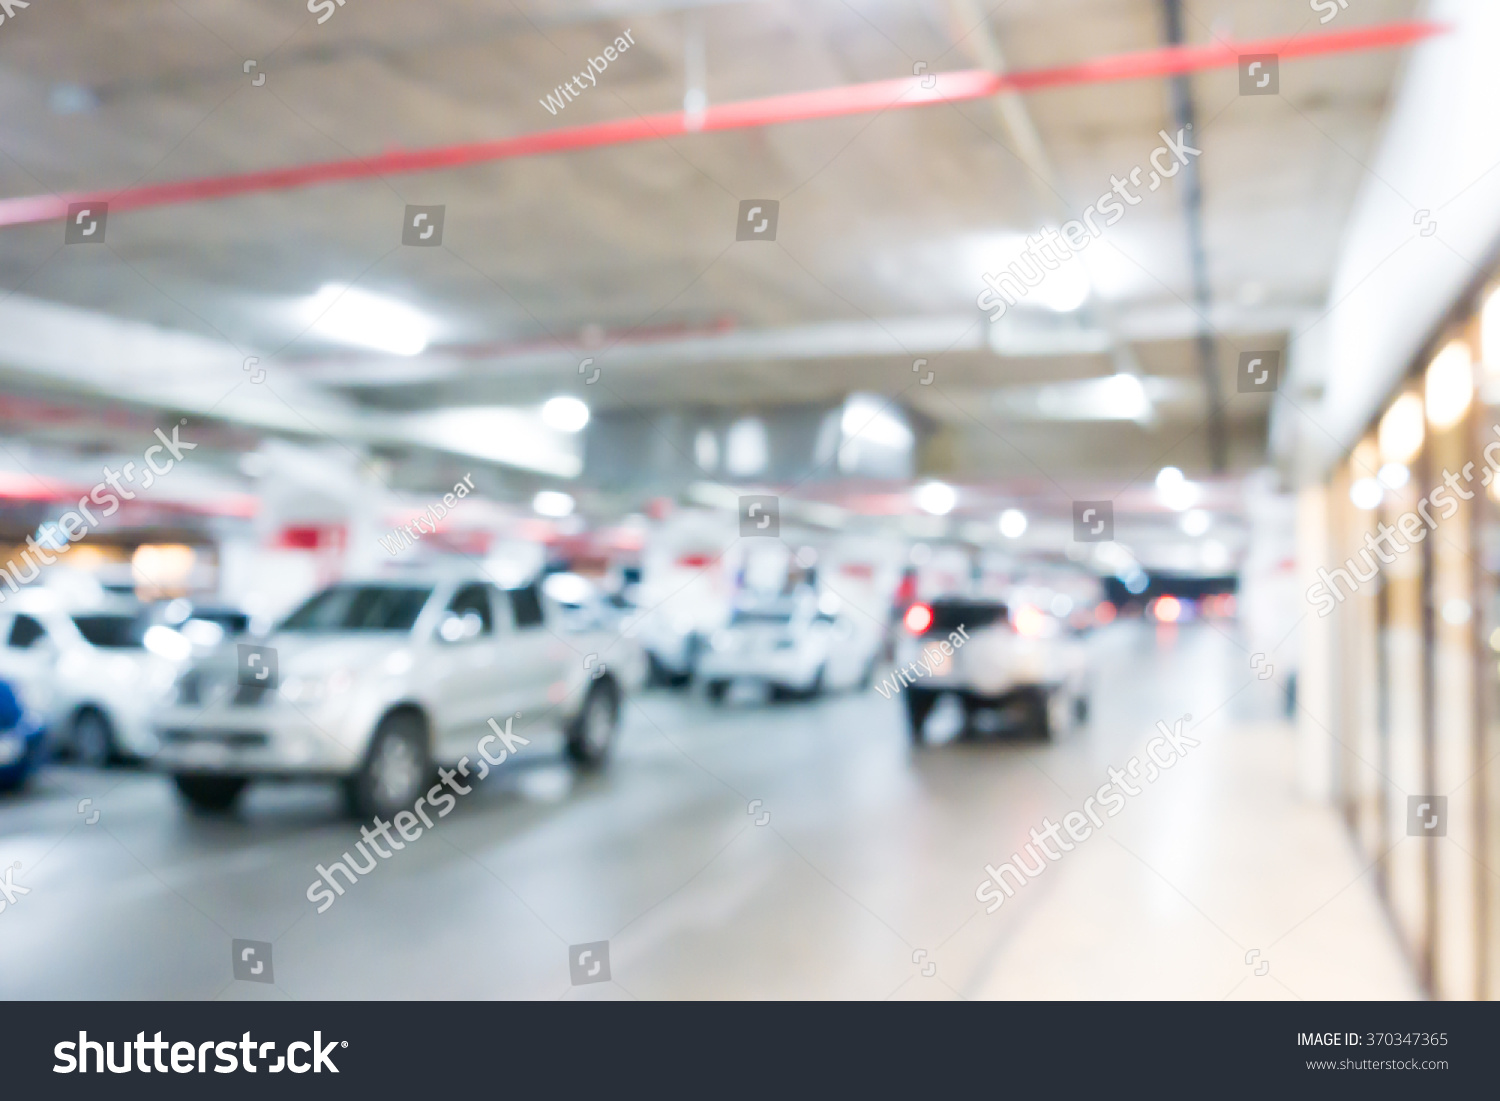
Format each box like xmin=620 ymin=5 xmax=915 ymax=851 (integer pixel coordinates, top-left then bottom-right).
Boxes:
xmin=905 ymin=689 xmax=936 ymax=744
xmin=72 ymin=708 xmax=114 ymax=768
xmin=345 ymin=710 xmax=432 ymax=820
xmin=1073 ymin=694 xmax=1090 ymax=724
xmin=802 ymin=664 xmax=826 ymax=700
xmin=174 ymin=774 xmax=247 ymax=813
xmin=705 ymin=679 xmax=728 ymax=704
xmin=566 ymin=681 xmax=619 ymax=767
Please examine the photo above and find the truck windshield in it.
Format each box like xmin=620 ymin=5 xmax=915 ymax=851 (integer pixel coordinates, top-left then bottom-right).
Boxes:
xmin=71 ymin=614 xmax=146 ymax=649
xmin=279 ymin=585 xmax=433 ymax=633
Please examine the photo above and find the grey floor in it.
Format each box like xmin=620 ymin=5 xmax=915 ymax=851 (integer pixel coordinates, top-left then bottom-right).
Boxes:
xmin=0 ymin=621 xmax=1418 ymax=1000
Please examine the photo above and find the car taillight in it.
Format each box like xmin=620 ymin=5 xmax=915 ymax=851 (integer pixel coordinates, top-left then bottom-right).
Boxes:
xmin=903 ymin=603 xmax=933 ymax=634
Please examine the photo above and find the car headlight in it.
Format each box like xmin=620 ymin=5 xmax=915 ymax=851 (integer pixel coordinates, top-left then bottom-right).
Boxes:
xmin=280 ymin=669 xmax=355 ymax=705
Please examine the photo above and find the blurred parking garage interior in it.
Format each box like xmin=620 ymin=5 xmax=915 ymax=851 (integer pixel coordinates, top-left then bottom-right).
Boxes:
xmin=1 ymin=0 xmax=1499 ymax=1005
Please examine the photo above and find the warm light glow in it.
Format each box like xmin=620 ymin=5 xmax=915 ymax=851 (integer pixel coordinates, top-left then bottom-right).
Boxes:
xmin=1094 ymin=601 xmax=1117 ymax=626
xmin=1153 ymin=595 xmax=1182 ymax=623
xmin=1378 ymin=392 xmax=1424 ymax=465
xmin=1425 ymin=341 xmax=1473 ymax=430
xmin=1013 ymin=605 xmax=1047 ymax=636
xmin=132 ymin=544 xmax=197 ymax=595
xmin=1484 ymin=286 xmax=1500 ymax=374
xmin=903 ymin=603 xmax=933 ymax=634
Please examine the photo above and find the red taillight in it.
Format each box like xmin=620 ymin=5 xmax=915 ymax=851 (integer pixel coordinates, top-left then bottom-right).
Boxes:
xmin=904 ymin=603 xmax=933 ymax=634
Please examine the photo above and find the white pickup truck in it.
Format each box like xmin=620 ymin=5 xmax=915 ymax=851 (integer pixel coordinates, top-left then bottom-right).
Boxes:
xmin=151 ymin=573 xmax=641 ymax=816
xmin=895 ymin=597 xmax=1088 ymax=742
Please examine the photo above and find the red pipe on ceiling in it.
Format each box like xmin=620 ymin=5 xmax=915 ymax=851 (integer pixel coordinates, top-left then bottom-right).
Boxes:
xmin=0 ymin=20 xmax=1443 ymax=229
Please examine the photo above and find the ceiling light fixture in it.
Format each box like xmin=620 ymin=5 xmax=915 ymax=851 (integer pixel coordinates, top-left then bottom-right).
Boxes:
xmin=915 ymin=481 xmax=957 ymax=516
xmin=1425 ymin=340 xmax=1473 ymax=430
xmin=304 ymin=284 xmax=431 ymax=356
xmin=533 ymin=490 xmax=575 ymax=518
xmin=541 ymin=396 xmax=590 ymax=433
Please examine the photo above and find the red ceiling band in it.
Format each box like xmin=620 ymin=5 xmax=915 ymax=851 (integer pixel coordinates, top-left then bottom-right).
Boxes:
xmin=0 ymin=20 xmax=1444 ymax=229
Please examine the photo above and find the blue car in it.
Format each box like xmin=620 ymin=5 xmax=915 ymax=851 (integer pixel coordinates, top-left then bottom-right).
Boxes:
xmin=0 ymin=678 xmax=45 ymax=792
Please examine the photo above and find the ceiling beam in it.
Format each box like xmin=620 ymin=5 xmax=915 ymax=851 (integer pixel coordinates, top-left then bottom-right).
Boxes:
xmin=0 ymin=21 xmax=1443 ymax=230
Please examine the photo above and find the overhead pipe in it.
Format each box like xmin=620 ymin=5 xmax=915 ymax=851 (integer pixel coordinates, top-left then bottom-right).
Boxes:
xmin=0 ymin=21 xmax=1443 ymax=229
xmin=1162 ymin=0 xmax=1227 ymax=472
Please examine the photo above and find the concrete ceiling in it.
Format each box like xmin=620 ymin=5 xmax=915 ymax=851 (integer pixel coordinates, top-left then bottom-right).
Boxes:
xmin=0 ymin=0 xmax=1422 ymax=490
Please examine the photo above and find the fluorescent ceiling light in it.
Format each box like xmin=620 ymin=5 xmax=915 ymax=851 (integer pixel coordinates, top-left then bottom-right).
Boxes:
xmin=915 ymin=481 xmax=956 ymax=516
xmin=541 ymin=396 xmax=590 ymax=433
xmin=304 ymin=284 xmax=431 ymax=356
xmin=841 ymin=394 xmax=913 ymax=450
xmin=533 ymin=490 xmax=575 ymax=518
xmin=993 ymin=372 xmax=1180 ymax=422
xmin=998 ymin=508 xmax=1027 ymax=538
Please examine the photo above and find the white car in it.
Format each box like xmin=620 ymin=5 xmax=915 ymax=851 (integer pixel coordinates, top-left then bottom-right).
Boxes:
xmin=0 ymin=592 xmax=184 ymax=764
xmin=894 ymin=597 xmax=1088 ymax=742
xmin=151 ymin=574 xmax=633 ymax=816
xmin=697 ymin=593 xmax=882 ymax=701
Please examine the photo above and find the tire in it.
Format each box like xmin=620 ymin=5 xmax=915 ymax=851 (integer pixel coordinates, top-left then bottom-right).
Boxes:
xmin=800 ymin=665 xmax=826 ymax=701
xmin=72 ymin=708 xmax=115 ymax=768
xmin=174 ymin=774 xmax=247 ymax=813
xmin=905 ymin=689 xmax=937 ymax=744
xmin=1073 ymin=694 xmax=1090 ymax=724
xmin=705 ymin=679 xmax=728 ymax=704
xmin=647 ymin=653 xmax=692 ymax=690
xmin=566 ymin=680 xmax=620 ymax=767
xmin=345 ymin=710 xmax=432 ymax=820
xmin=1019 ymin=687 xmax=1069 ymax=740
xmin=1046 ymin=687 xmax=1074 ymax=739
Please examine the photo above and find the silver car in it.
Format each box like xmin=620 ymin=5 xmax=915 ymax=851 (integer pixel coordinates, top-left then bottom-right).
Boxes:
xmin=152 ymin=574 xmax=631 ymax=816
xmin=697 ymin=592 xmax=882 ymax=701
xmin=894 ymin=597 xmax=1089 ymax=742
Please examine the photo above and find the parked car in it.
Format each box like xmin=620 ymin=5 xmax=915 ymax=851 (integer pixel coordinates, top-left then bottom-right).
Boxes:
xmin=151 ymin=574 xmax=635 ymax=817
xmin=697 ymin=591 xmax=882 ymax=701
xmin=0 ymin=591 xmax=183 ymax=765
xmin=0 ymin=677 xmax=46 ymax=792
xmin=895 ymin=597 xmax=1088 ymax=742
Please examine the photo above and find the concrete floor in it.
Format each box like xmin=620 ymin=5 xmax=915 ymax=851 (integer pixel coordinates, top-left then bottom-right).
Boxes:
xmin=0 ymin=621 xmax=1420 ymax=1000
